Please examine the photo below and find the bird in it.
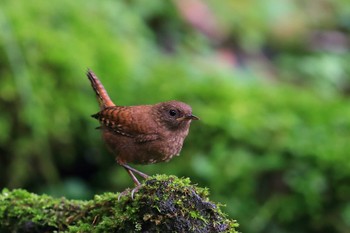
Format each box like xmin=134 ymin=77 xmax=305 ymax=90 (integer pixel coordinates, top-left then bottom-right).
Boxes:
xmin=87 ymin=69 xmax=199 ymax=188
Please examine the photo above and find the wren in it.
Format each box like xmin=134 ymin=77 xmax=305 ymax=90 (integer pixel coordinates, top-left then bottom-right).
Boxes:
xmin=87 ymin=70 xmax=199 ymax=186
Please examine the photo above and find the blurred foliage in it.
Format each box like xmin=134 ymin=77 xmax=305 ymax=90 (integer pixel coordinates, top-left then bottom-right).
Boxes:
xmin=0 ymin=0 xmax=349 ymax=232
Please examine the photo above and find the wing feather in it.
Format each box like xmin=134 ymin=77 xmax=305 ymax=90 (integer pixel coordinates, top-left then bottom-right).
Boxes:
xmin=92 ymin=106 xmax=160 ymax=143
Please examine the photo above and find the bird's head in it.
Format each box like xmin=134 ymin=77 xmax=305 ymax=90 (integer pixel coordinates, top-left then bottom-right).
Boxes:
xmin=155 ymin=100 xmax=199 ymax=130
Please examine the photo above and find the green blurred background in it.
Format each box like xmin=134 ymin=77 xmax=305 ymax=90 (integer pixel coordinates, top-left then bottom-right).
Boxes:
xmin=1 ymin=0 xmax=350 ymax=232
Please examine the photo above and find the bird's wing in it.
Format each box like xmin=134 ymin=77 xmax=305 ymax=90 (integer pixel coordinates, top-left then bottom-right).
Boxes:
xmin=92 ymin=106 xmax=160 ymax=142
xmin=134 ymin=134 xmax=160 ymax=143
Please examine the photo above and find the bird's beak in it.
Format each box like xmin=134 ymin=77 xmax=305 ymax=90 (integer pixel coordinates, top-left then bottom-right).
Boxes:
xmin=177 ymin=114 xmax=200 ymax=121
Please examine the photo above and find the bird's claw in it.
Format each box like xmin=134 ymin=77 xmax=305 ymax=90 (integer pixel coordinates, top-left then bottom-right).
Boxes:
xmin=130 ymin=185 xmax=141 ymax=199
xmin=117 ymin=185 xmax=142 ymax=201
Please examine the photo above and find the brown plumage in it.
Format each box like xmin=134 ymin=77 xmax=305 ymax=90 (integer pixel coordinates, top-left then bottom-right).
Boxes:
xmin=87 ymin=70 xmax=199 ymax=186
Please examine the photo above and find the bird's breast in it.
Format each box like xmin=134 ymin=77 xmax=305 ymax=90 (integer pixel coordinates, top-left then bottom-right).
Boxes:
xmin=100 ymin=120 xmax=191 ymax=165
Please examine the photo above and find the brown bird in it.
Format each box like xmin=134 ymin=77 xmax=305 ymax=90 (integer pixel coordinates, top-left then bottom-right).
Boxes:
xmin=87 ymin=70 xmax=199 ymax=187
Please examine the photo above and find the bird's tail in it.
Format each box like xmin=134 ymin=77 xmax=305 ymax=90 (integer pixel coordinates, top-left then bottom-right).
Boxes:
xmin=87 ymin=69 xmax=115 ymax=110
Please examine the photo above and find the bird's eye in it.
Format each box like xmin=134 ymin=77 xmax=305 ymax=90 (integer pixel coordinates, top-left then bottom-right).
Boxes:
xmin=169 ymin=109 xmax=177 ymax=116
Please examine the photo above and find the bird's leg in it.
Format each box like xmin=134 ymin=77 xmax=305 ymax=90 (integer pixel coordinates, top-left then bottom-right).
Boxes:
xmin=118 ymin=164 xmax=149 ymax=200
xmin=124 ymin=167 xmax=141 ymax=186
xmin=122 ymin=164 xmax=149 ymax=179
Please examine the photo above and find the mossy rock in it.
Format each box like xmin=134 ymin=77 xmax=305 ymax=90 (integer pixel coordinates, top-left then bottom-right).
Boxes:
xmin=0 ymin=175 xmax=238 ymax=232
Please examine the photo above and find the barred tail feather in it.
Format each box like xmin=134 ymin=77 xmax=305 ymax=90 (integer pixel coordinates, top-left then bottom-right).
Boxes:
xmin=87 ymin=69 xmax=115 ymax=110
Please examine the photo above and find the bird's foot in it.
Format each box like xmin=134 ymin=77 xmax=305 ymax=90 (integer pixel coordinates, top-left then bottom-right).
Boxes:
xmin=117 ymin=185 xmax=143 ymax=201
xmin=130 ymin=185 xmax=142 ymax=199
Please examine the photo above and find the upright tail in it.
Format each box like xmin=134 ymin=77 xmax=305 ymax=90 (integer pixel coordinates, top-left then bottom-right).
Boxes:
xmin=87 ymin=69 xmax=115 ymax=110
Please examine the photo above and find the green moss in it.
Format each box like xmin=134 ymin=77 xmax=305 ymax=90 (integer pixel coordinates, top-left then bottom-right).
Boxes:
xmin=0 ymin=188 xmax=85 ymax=232
xmin=0 ymin=175 xmax=239 ymax=233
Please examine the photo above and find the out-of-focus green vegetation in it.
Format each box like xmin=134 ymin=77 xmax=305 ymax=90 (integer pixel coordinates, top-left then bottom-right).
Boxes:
xmin=0 ymin=0 xmax=349 ymax=232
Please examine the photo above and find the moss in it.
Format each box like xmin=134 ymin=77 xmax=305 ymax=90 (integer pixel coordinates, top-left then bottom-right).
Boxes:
xmin=0 ymin=175 xmax=239 ymax=233
xmin=0 ymin=188 xmax=85 ymax=232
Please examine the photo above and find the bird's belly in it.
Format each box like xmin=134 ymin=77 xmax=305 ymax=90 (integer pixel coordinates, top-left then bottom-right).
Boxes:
xmin=103 ymin=130 xmax=185 ymax=165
